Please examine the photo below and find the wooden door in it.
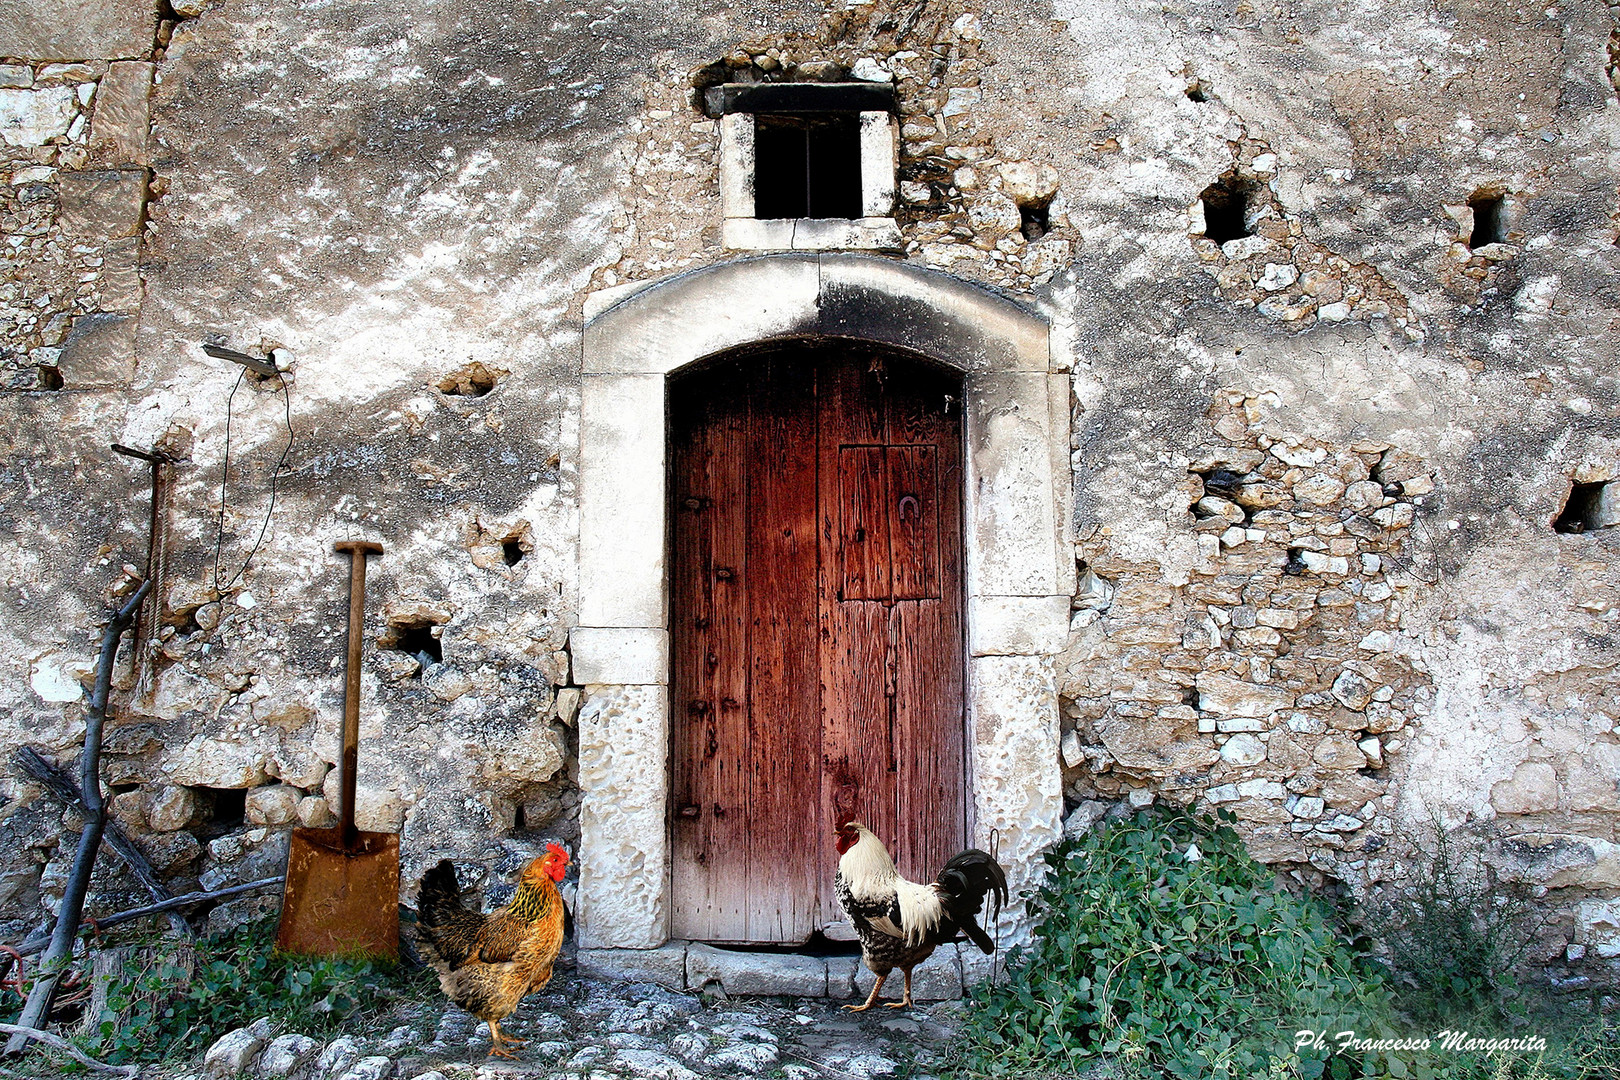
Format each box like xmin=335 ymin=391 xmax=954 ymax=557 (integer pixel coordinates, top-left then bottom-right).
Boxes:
xmin=670 ymin=344 xmax=966 ymax=944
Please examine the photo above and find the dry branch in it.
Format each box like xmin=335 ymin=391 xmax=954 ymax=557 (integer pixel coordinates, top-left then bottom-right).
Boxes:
xmin=1 ymin=877 xmax=284 ymax=961
xmin=12 ymin=747 xmax=192 ymax=940
xmin=0 ymin=1023 xmax=139 ymax=1076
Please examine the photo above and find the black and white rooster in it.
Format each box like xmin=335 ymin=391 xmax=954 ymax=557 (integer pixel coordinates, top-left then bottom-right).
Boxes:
xmin=833 ymin=821 xmax=1008 ymax=1011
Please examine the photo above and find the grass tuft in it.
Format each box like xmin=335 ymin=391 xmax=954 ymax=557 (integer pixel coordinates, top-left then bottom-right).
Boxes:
xmin=72 ymin=917 xmax=430 ymax=1064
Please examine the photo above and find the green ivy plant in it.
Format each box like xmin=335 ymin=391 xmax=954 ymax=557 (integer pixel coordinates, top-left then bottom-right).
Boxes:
xmin=948 ymin=808 xmax=1606 ymax=1080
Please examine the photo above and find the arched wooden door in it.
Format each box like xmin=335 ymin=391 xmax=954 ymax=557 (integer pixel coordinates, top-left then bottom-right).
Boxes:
xmin=668 ymin=342 xmax=967 ymax=944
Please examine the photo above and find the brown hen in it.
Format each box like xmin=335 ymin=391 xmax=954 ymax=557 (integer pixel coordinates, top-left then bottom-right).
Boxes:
xmin=414 ymin=845 xmax=569 ymax=1058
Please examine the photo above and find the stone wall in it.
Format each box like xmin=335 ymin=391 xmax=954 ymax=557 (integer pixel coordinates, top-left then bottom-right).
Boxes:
xmin=0 ymin=0 xmax=1617 ymax=996
xmin=1057 ymin=394 xmax=1434 ymax=887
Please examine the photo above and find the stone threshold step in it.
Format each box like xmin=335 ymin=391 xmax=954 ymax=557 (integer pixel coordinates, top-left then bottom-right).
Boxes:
xmin=578 ymin=940 xmax=992 ymax=999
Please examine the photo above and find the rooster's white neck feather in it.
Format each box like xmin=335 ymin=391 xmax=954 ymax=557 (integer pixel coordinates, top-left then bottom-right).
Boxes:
xmin=840 ymin=826 xmax=943 ymax=947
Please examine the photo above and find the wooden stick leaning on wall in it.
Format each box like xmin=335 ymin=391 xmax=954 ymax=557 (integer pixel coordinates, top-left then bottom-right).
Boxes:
xmin=4 ymin=579 xmax=150 ymax=1057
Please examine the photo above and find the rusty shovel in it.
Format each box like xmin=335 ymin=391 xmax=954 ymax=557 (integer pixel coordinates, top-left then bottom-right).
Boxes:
xmin=275 ymin=540 xmax=400 ymax=959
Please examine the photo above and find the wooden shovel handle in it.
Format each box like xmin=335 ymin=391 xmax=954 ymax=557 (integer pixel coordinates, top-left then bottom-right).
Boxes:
xmin=334 ymin=541 xmax=382 ymax=847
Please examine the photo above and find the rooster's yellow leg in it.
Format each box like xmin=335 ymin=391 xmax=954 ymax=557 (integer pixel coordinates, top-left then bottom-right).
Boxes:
xmin=884 ymin=969 xmax=914 ymax=1009
xmin=843 ymin=972 xmax=887 ymax=1012
xmin=486 ymin=1020 xmax=528 ymax=1058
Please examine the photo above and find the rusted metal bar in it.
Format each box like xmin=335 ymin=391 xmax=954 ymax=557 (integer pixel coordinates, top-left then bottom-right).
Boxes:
xmin=110 ymin=443 xmax=174 ymax=697
xmin=201 ymin=343 xmax=279 ymax=377
xmin=332 ymin=540 xmax=381 ymax=850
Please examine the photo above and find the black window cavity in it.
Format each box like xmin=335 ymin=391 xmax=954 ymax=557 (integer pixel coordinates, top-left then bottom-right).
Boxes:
xmin=754 ymin=114 xmax=862 ymax=220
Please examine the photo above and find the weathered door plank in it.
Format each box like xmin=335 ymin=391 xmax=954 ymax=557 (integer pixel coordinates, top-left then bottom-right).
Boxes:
xmin=886 ymin=372 xmax=966 ymax=882
xmin=671 ymin=366 xmax=752 ymax=941
xmin=746 ymin=357 xmax=822 ymax=942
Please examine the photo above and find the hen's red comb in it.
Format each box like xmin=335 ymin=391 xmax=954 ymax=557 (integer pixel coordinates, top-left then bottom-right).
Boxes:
xmin=546 ymin=843 xmax=569 ymax=862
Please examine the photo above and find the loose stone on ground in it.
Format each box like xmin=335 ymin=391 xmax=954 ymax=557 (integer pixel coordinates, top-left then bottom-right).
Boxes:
xmin=195 ymin=970 xmax=959 ymax=1080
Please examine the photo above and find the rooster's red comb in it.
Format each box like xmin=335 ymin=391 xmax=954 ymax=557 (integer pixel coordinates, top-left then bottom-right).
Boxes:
xmin=546 ymin=843 xmax=570 ymax=862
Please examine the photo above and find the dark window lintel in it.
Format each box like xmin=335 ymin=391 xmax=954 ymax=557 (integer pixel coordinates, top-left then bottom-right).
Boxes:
xmin=705 ymin=82 xmax=897 ymax=117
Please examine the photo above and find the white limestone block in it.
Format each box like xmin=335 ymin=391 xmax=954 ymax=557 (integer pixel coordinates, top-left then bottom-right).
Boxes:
xmin=859 ymin=111 xmax=896 ymax=216
xmin=569 ymin=627 xmax=669 ymax=686
xmin=687 ymin=942 xmax=826 ymax=996
xmin=577 ymin=943 xmax=689 ymax=990
xmin=579 ymin=373 xmax=666 ymax=628
xmin=0 ymin=86 xmax=74 ymax=146
xmin=968 ymin=654 xmax=1061 ymax=947
xmin=852 ymin=942 xmax=962 ymax=1001
xmin=969 ymin=595 xmax=1071 ymax=655
xmin=719 ymin=112 xmax=754 ymax=219
xmin=577 ymin=684 xmax=669 ymax=948
xmin=964 ymin=372 xmax=1062 ymax=596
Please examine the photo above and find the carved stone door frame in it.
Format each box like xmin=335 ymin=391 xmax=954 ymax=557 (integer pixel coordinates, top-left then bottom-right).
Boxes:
xmin=573 ymin=253 xmax=1071 ymax=950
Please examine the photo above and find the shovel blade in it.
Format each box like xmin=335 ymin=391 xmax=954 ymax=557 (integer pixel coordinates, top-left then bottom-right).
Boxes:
xmin=275 ymin=826 xmax=400 ymax=959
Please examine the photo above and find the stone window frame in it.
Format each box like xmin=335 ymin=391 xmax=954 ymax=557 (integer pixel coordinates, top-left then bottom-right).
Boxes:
xmin=713 ymin=82 xmax=902 ymax=253
xmin=573 ymin=253 xmax=1071 ymax=949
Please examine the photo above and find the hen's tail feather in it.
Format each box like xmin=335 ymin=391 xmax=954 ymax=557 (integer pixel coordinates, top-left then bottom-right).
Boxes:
xmin=934 ymin=848 xmax=1009 ymax=952
xmin=418 ymin=859 xmax=466 ymax=929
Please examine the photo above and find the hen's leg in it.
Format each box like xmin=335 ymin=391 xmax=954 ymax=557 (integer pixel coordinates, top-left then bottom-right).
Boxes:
xmin=487 ymin=1019 xmax=529 ymax=1058
xmin=843 ymin=972 xmax=887 ymax=1012
xmin=883 ymin=969 xmax=914 ymax=1009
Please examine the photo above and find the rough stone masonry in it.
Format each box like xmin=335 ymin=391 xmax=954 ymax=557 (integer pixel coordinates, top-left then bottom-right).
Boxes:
xmin=0 ymin=0 xmax=1617 ymax=998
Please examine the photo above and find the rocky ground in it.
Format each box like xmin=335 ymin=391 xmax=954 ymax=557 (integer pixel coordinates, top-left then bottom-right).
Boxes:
xmin=184 ymin=974 xmax=964 ymax=1080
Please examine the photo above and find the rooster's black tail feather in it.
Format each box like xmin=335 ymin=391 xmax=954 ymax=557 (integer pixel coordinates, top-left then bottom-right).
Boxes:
xmin=957 ymin=911 xmax=996 ymax=954
xmin=934 ymin=848 xmax=1009 ymax=953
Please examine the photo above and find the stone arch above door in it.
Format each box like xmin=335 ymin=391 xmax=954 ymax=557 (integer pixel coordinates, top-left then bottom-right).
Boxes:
xmin=573 ymin=253 xmax=1071 ymax=950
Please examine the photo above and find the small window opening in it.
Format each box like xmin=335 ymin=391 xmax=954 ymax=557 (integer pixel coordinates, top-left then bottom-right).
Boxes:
xmin=1186 ymin=79 xmax=1211 ymax=103
xmin=388 ymin=620 xmax=444 ymax=672
xmin=37 ymin=366 xmax=63 ymax=391
xmin=1554 ymin=481 xmax=1614 ymax=533
xmin=754 ymin=114 xmax=862 ymax=219
xmin=1284 ymin=548 xmax=1309 ymax=576
xmin=204 ymin=787 xmax=247 ymax=827
xmin=502 ymin=538 xmax=525 ymax=566
xmin=1468 ymin=191 xmax=1506 ymax=248
xmin=513 ymin=804 xmax=526 ymax=830
xmin=1018 ymin=197 xmax=1051 ymax=241
xmin=1199 ymin=175 xmax=1256 ymax=245
xmin=1182 ymin=685 xmax=1201 ymax=710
